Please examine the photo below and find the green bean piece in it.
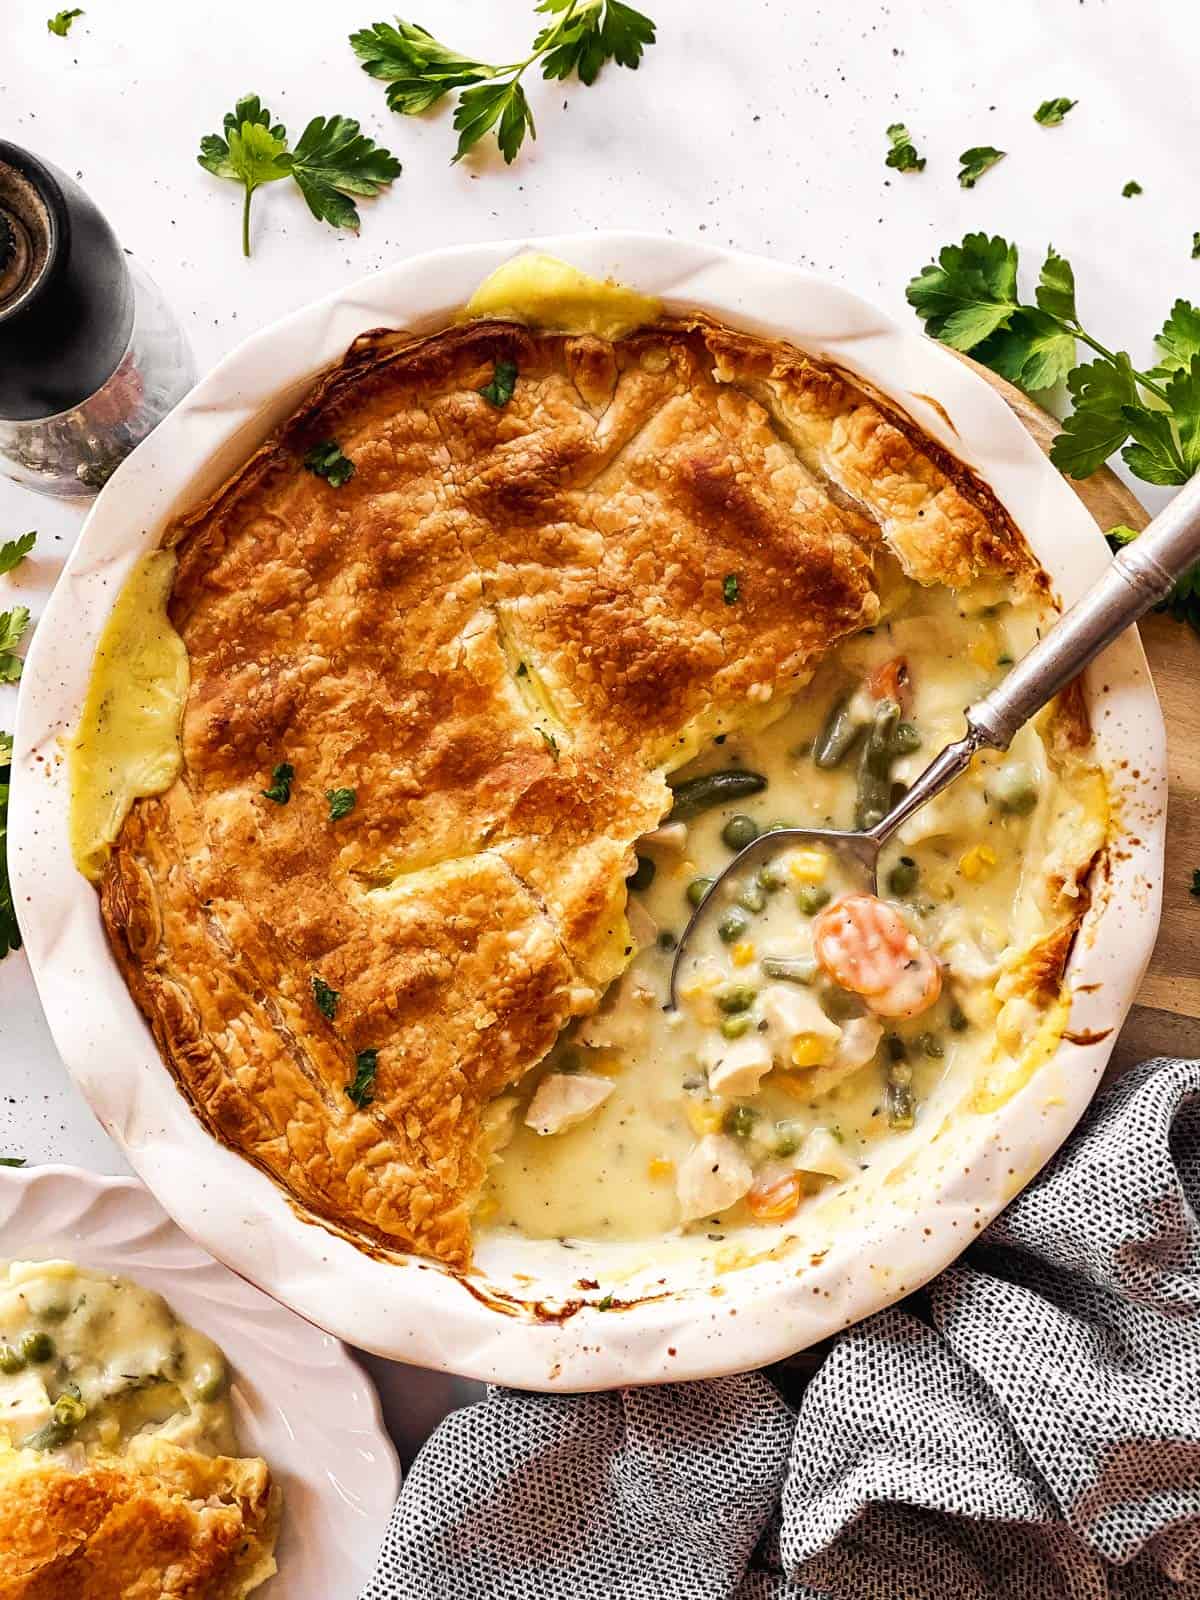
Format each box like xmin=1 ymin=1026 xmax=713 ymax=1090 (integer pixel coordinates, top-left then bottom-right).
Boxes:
xmin=885 ymin=1057 xmax=915 ymax=1130
xmin=756 ymin=861 xmax=785 ymax=893
xmin=669 ymin=770 xmax=767 ymax=823
xmin=761 ymin=955 xmax=818 ymax=984
xmin=20 ymin=1331 xmax=53 ymax=1364
xmin=720 ymin=1014 xmax=755 ymax=1040
xmin=0 ymin=1345 xmax=25 ymax=1375
xmin=721 ymin=814 xmax=759 ymax=852
xmin=23 ymin=1417 xmax=76 ymax=1451
xmin=991 ymin=760 xmax=1039 ymax=815
xmin=795 ymin=884 xmax=831 ymax=916
xmin=717 ymin=985 xmax=757 ymax=1014
xmin=949 ymin=1003 xmax=969 ymax=1032
xmin=718 ymin=908 xmax=751 ymax=943
xmin=686 ymin=877 xmax=715 ymax=908
xmin=773 ymin=1121 xmax=803 ymax=1157
xmin=855 ymin=698 xmax=901 ymax=829
xmin=886 ymin=856 xmax=920 ymax=896
xmin=917 ymin=1032 xmax=945 ymax=1058
xmin=738 ymin=881 xmax=766 ymax=914
xmin=814 ymin=694 xmax=867 ymax=768
xmin=657 ymin=930 xmax=678 ymax=951
xmin=890 ymin=721 xmax=922 ymax=756
xmin=192 ymin=1359 xmax=228 ymax=1403
xmin=723 ymin=1104 xmax=759 ymax=1139
xmin=627 ymin=855 xmax=656 ymax=892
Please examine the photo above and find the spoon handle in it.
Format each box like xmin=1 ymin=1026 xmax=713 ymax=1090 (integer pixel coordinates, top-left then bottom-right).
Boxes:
xmin=967 ymin=473 xmax=1200 ymax=750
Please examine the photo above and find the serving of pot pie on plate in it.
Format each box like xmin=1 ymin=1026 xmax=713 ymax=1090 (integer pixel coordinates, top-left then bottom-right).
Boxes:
xmin=68 ymin=257 xmax=1108 ymax=1277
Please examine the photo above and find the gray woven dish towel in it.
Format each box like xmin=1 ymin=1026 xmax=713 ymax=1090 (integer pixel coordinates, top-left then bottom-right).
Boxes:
xmin=362 ymin=1058 xmax=1200 ymax=1599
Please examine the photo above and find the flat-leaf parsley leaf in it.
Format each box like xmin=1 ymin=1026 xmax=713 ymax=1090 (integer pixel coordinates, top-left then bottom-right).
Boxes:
xmin=957 ymin=147 xmax=1006 ymax=189
xmin=303 ymin=440 xmax=356 ymax=487
xmin=312 ymin=976 xmax=340 ymax=1019
xmin=346 ymin=1048 xmax=379 ymax=1108
xmin=326 ymin=787 xmax=356 ymax=820
xmin=0 ymin=533 xmax=35 ymax=575
xmin=885 ymin=123 xmax=925 ymax=173
xmin=350 ymin=0 xmax=657 ymax=165
xmin=1034 ymin=97 xmax=1076 ymax=126
xmin=1122 ymin=180 xmax=1143 ymax=197
xmin=198 ymin=95 xmax=399 ymax=256
xmin=262 ymin=762 xmax=294 ymax=804
xmin=0 ymin=607 xmax=30 ymax=684
xmin=47 ymin=9 xmax=83 ymax=35
xmin=480 ymin=359 xmax=519 ymax=406
xmin=723 ymin=573 xmax=740 ymax=604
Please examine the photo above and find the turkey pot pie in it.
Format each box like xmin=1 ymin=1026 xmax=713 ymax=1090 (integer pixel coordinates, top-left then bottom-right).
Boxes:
xmin=85 ymin=309 xmax=1106 ymax=1269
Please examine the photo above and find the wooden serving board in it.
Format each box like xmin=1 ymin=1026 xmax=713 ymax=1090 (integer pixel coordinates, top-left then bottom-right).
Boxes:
xmin=965 ymin=360 xmax=1200 ymax=1073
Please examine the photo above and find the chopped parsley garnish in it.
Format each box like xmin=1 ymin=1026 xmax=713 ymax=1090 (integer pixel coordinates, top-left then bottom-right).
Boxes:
xmin=957 ymin=146 xmax=1006 ymax=189
xmin=722 ymin=572 xmax=740 ymax=605
xmin=479 ymin=359 xmax=518 ymax=407
xmin=303 ymin=440 xmax=356 ymax=487
xmin=0 ymin=731 xmax=19 ymax=957
xmin=0 ymin=607 xmax=30 ymax=685
xmin=47 ymin=9 xmax=83 ymax=35
xmin=346 ymin=1048 xmax=378 ymax=1108
xmin=350 ymin=1 xmax=657 ymax=165
xmin=326 ymin=786 xmax=356 ymax=820
xmin=0 ymin=533 xmax=35 ymax=575
xmin=1193 ymin=233 xmax=1200 ymax=261
xmin=312 ymin=976 xmax=340 ymax=1019
xmin=1122 ymin=180 xmax=1143 ymax=197
xmin=1034 ymin=97 xmax=1076 ymax=127
xmin=199 ymin=95 xmax=401 ymax=256
xmin=0 ymin=1157 xmax=25 ymax=1168
xmin=538 ymin=728 xmax=560 ymax=761
xmin=884 ymin=123 xmax=925 ymax=172
xmin=516 ymin=660 xmax=528 ymax=677
xmin=261 ymin=762 xmax=294 ymax=804
xmin=596 ymin=1291 xmax=615 ymax=1310
xmin=908 ymin=233 xmax=1200 ymax=630
xmin=1192 ymin=870 xmax=1200 ymax=899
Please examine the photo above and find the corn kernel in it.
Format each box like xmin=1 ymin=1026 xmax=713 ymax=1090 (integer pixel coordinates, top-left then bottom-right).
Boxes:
xmin=474 ymin=1196 xmax=498 ymax=1221
xmin=686 ymin=1100 xmax=724 ymax=1136
xmin=958 ymin=844 xmax=997 ymax=881
xmin=790 ymin=1032 xmax=832 ymax=1068
xmin=969 ymin=634 xmax=997 ymax=670
xmin=788 ymin=848 xmax=828 ymax=883
xmin=731 ymin=940 xmax=756 ymax=967
xmin=647 ymin=1157 xmax=675 ymax=1180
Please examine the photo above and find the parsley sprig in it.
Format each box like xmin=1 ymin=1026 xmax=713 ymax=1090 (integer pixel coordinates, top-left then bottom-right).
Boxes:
xmin=47 ymin=9 xmax=83 ymax=36
xmin=350 ymin=0 xmax=657 ymax=165
xmin=885 ymin=124 xmax=925 ymax=173
xmin=198 ymin=95 xmax=401 ymax=257
xmin=908 ymin=233 xmax=1200 ymax=625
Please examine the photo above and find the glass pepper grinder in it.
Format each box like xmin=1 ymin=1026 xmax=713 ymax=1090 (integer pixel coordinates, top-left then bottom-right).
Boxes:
xmin=0 ymin=141 xmax=196 ymax=500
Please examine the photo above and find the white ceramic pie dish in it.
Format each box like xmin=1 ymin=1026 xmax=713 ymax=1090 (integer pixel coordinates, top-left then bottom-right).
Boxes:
xmin=9 ymin=233 xmax=1166 ymax=1390
xmin=0 ymin=1163 xmax=399 ymax=1594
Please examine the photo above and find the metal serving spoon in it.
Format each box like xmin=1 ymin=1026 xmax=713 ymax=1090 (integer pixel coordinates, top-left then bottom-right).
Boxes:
xmin=667 ymin=473 xmax=1200 ymax=1009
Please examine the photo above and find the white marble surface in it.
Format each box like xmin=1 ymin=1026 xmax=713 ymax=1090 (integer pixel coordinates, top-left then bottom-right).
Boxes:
xmin=1 ymin=0 xmax=1194 ymax=1459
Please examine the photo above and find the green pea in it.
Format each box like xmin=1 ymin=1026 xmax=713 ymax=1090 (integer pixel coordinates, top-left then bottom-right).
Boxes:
xmin=627 ymin=855 xmax=656 ymax=892
xmin=721 ymin=814 xmax=759 ymax=852
xmin=886 ymin=856 xmax=920 ymax=896
xmin=949 ymin=1004 xmax=969 ymax=1032
xmin=687 ymin=877 xmax=714 ymax=908
xmin=192 ymin=1360 xmax=228 ymax=1403
xmin=52 ymin=1387 xmax=87 ymax=1426
xmin=718 ymin=908 xmax=751 ymax=943
xmin=723 ymin=1104 xmax=759 ymax=1139
xmin=20 ymin=1331 xmax=53 ymax=1364
xmin=773 ymin=1121 xmax=803 ymax=1157
xmin=657 ymin=930 xmax=677 ymax=951
xmin=917 ymin=1033 xmax=945 ymax=1059
xmin=717 ymin=985 xmax=757 ymax=1014
xmin=720 ymin=1014 xmax=755 ymax=1040
xmin=737 ymin=881 xmax=766 ymax=914
xmin=756 ymin=862 xmax=785 ymax=893
xmin=795 ymin=884 xmax=831 ymax=916
xmin=992 ymin=760 xmax=1039 ymax=816
xmin=0 ymin=1345 xmax=25 ymax=1375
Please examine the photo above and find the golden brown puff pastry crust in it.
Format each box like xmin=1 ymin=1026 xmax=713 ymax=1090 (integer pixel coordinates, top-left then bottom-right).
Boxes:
xmin=0 ymin=1439 xmax=280 ymax=1599
xmin=100 ymin=314 xmax=1048 ymax=1268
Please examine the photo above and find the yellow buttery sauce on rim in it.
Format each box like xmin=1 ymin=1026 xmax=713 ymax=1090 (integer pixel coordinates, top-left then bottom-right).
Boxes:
xmin=480 ymin=574 xmax=1105 ymax=1244
xmin=462 ymin=252 xmax=662 ymax=339
xmin=68 ymin=551 xmax=189 ymax=883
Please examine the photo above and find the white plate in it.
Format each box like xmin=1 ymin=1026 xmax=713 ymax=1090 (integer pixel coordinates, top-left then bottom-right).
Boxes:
xmin=0 ymin=1164 xmax=399 ymax=1595
xmin=9 ymin=233 xmax=1167 ymax=1390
